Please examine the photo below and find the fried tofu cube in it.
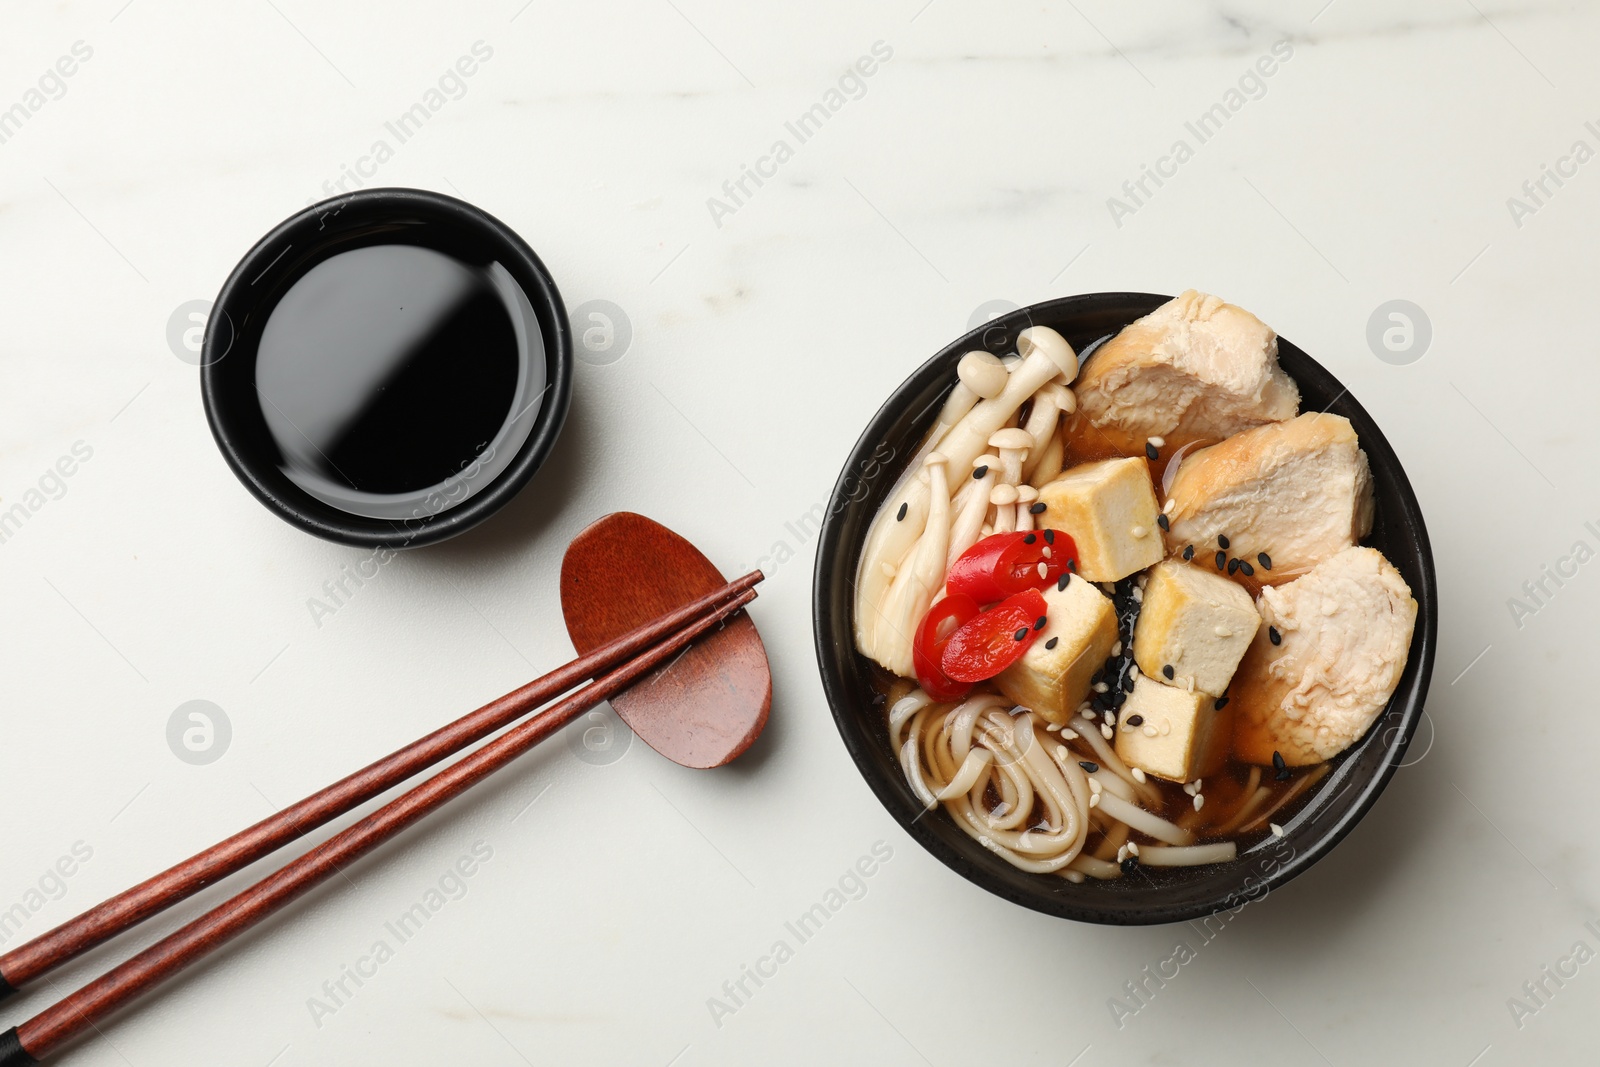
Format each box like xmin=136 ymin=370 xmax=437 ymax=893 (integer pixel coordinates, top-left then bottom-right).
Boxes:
xmin=994 ymin=574 xmax=1119 ymax=724
xmin=1132 ymin=560 xmax=1261 ymax=697
xmin=1114 ymin=674 xmax=1231 ymax=783
xmin=1036 ymin=457 xmax=1163 ymax=582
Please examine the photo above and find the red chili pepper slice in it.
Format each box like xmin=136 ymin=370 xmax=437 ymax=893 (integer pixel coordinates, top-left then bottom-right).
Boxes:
xmin=940 ymin=587 xmax=1049 ymax=683
xmin=912 ymin=593 xmax=980 ymax=701
xmin=945 ymin=530 xmax=1078 ymax=604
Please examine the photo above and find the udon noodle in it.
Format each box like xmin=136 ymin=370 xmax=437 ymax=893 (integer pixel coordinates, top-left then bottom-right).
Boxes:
xmin=885 ymin=681 xmax=1234 ymax=881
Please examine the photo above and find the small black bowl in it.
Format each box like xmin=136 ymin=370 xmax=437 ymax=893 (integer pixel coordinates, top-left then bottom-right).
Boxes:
xmin=812 ymin=292 xmax=1437 ymax=925
xmin=201 ymin=188 xmax=572 ymax=549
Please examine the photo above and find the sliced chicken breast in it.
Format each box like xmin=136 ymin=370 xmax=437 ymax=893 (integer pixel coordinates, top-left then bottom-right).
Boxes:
xmin=1163 ymin=412 xmax=1374 ymax=580
xmin=1075 ymin=289 xmax=1299 ymax=446
xmin=1232 ymin=546 xmax=1418 ymax=766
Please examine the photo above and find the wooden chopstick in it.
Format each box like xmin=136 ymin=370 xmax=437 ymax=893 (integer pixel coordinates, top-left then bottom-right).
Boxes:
xmin=0 ymin=587 xmax=757 ymax=1065
xmin=0 ymin=571 xmax=762 ymax=1002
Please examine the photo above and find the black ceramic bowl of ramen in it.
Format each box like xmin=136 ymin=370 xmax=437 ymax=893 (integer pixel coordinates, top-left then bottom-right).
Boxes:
xmin=201 ymin=188 xmax=572 ymax=549
xmin=812 ymin=292 xmax=1437 ymax=925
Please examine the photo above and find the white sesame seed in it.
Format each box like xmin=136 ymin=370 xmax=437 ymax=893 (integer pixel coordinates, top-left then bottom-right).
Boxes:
xmin=1270 ymin=823 xmax=1285 ymax=838
xmin=1062 ymin=729 xmax=1078 ymax=741
xmin=1131 ymin=525 xmax=1147 ymax=539
xmin=1162 ymin=497 xmax=1176 ymax=515
xmin=1089 ymin=793 xmax=1101 ymax=808
xmin=1046 ymin=722 xmax=1061 ymax=732
xmin=1103 ymin=710 xmax=1114 ymax=725
xmin=1149 ymin=436 xmax=1165 ymax=449
xmin=1132 ymin=586 xmax=1144 ymax=602
xmin=1183 ymin=781 xmax=1197 ymax=796
xmin=1142 ymin=725 xmax=1157 ymax=737
xmin=1194 ymin=779 xmax=1202 ymax=792
xmin=1100 ymin=724 xmax=1114 ymax=740
xmin=1112 ymin=641 xmax=1123 ymax=657
xmin=1056 ymin=745 xmax=1069 ymax=761
xmin=1093 ymin=682 xmax=1109 ymax=693
xmin=1193 ymin=794 xmax=1205 ymax=811
xmin=1089 ymin=778 xmax=1102 ymax=795
xmin=1160 ymin=719 xmax=1172 ymax=736
xmin=1131 ymin=767 xmax=1147 ymax=783
xmin=1037 ymin=562 xmax=1047 ymax=579
xmin=1214 ymin=625 xmax=1232 ymax=638
xmin=1042 ymin=546 xmax=1052 ymax=559
xmin=1128 ymin=841 xmax=1141 ymax=856
xmin=1117 ymin=844 xmax=1129 ymax=862
xmin=880 ymin=561 xmax=896 ymax=578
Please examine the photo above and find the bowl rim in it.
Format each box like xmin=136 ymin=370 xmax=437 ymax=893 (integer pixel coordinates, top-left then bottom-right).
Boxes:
xmin=200 ymin=186 xmax=573 ymax=550
xmin=811 ymin=291 xmax=1438 ymax=925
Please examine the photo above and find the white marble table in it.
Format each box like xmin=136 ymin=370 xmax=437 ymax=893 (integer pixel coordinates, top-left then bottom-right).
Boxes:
xmin=2 ymin=1 xmax=1596 ymax=1063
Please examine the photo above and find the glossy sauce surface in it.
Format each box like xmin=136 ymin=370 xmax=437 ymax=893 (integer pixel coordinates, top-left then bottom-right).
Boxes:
xmin=254 ymin=242 xmax=545 ymax=520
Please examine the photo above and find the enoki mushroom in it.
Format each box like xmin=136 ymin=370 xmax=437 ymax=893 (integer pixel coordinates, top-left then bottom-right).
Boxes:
xmin=854 ymin=328 xmax=1079 ymax=676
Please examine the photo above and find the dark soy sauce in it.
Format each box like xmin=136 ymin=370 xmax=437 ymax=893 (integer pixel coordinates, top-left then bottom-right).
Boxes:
xmin=254 ymin=241 xmax=545 ymax=520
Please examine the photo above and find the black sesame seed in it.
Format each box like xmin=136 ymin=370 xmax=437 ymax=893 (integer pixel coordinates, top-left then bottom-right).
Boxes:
xmin=1182 ymin=545 xmax=1194 ymax=561
xmin=1068 ymin=559 xmax=1077 ymax=572
xmin=1030 ymin=501 xmax=1047 ymax=514
xmin=1014 ymin=627 xmax=1028 ymax=641
xmin=1110 ymin=687 xmax=1127 ymax=709
xmin=1122 ymin=671 xmax=1135 ymax=693
xmin=1162 ymin=664 xmax=1174 ymax=680
xmin=1215 ymin=550 xmax=1226 ymax=569
xmin=1269 ymin=626 xmax=1282 ymax=646
xmin=1126 ymin=714 xmax=1144 ymax=727
xmin=1145 ymin=442 xmax=1159 ymax=461
xmin=1157 ymin=513 xmax=1170 ymax=531
xmin=1045 ymin=637 xmax=1059 ymax=650
xmin=1057 ymin=573 xmax=1071 ymax=592
xmin=973 ymin=465 xmax=988 ymax=479
xmin=1213 ymin=695 xmax=1229 ymax=710
xmin=1238 ymin=560 xmax=1255 ymax=576
xmin=1033 ymin=615 xmax=1048 ymax=631
xmin=1120 ymin=856 xmax=1140 ymax=873
xmin=1022 ymin=533 xmax=1037 ymax=545
xmin=1079 ymin=760 xmax=1099 ymax=773
xmin=1043 ymin=529 xmax=1055 ymax=544
xmin=1276 ymin=768 xmax=1293 ymax=781
xmin=1217 ymin=534 xmax=1230 ymax=549
xmin=1272 ymin=751 xmax=1286 ymax=771
xmin=896 ymin=502 xmax=908 ymax=521
xmin=1257 ymin=552 xmax=1272 ymax=570
xmin=1227 ymin=558 xmax=1240 ymax=575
